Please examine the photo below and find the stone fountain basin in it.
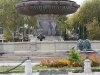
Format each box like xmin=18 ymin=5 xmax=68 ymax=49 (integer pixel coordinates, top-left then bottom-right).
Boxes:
xmin=14 ymin=1 xmax=79 ymax=15
xmin=15 ymin=1 xmax=77 ymax=6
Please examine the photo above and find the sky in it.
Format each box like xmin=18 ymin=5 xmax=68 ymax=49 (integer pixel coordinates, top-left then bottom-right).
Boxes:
xmin=72 ymin=0 xmax=85 ymax=5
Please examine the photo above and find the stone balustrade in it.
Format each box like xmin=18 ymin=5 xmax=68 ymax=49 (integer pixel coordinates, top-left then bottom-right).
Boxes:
xmin=0 ymin=41 xmax=100 ymax=53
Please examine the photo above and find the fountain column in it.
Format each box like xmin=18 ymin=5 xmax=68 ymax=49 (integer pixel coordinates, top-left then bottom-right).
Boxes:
xmin=33 ymin=14 xmax=62 ymax=41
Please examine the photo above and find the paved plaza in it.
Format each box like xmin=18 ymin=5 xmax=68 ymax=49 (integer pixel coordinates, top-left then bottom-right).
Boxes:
xmin=1 ymin=72 xmax=100 ymax=75
xmin=0 ymin=62 xmax=39 ymax=66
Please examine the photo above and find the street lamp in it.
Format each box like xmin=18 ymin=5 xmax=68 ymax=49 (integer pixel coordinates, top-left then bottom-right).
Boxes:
xmin=24 ymin=23 xmax=28 ymax=35
xmin=0 ymin=27 xmax=3 ymax=34
xmin=23 ymin=23 xmax=29 ymax=41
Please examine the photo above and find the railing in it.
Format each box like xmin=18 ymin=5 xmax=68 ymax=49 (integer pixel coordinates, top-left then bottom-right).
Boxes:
xmin=0 ymin=57 xmax=29 ymax=74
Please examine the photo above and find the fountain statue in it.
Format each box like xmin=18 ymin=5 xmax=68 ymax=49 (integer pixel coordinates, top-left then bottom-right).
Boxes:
xmin=14 ymin=0 xmax=80 ymax=41
xmin=73 ymin=39 xmax=92 ymax=51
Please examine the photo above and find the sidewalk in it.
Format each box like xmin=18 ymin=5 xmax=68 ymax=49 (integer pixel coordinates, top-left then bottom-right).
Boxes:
xmin=0 ymin=62 xmax=39 ymax=66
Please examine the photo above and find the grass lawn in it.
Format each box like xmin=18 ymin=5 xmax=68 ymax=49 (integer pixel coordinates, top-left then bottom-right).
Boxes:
xmin=0 ymin=66 xmax=100 ymax=73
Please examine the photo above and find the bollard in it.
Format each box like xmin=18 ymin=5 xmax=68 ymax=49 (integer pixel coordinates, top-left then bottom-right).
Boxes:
xmin=25 ymin=60 xmax=32 ymax=75
xmin=84 ymin=58 xmax=92 ymax=73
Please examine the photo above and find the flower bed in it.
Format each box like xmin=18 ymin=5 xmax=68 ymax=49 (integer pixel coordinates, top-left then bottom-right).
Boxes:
xmin=38 ymin=49 xmax=100 ymax=68
xmin=80 ymin=52 xmax=100 ymax=67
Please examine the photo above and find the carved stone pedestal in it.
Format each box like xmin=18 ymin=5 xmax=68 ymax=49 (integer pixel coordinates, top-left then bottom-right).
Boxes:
xmin=33 ymin=14 xmax=62 ymax=41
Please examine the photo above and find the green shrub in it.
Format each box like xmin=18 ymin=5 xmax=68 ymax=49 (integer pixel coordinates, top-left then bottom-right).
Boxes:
xmin=68 ymin=49 xmax=81 ymax=62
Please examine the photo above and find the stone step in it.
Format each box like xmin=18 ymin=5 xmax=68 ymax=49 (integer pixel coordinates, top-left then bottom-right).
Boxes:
xmin=0 ymin=55 xmax=67 ymax=59
xmin=0 ymin=50 xmax=70 ymax=62
xmin=0 ymin=53 xmax=69 ymax=57
xmin=0 ymin=56 xmax=66 ymax=62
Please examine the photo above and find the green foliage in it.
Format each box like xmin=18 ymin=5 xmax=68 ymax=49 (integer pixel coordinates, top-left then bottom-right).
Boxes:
xmin=0 ymin=0 xmax=36 ymax=41
xmin=67 ymin=12 xmax=80 ymax=28
xmin=0 ymin=0 xmax=23 ymax=40
xmin=57 ymin=16 xmax=68 ymax=32
xmin=57 ymin=16 xmax=70 ymax=40
xmin=0 ymin=66 xmax=100 ymax=72
xmin=87 ymin=18 xmax=100 ymax=40
xmin=61 ymin=31 xmax=69 ymax=40
xmin=78 ymin=0 xmax=100 ymax=24
xmin=68 ymin=49 xmax=81 ymax=62
xmin=3 ymin=28 xmax=13 ymax=41
xmin=67 ymin=0 xmax=100 ymax=40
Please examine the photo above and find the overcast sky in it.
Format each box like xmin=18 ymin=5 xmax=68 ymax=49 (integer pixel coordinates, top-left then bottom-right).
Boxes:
xmin=72 ymin=0 xmax=85 ymax=5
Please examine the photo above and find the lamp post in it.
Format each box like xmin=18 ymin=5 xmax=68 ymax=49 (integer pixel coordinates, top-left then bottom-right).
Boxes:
xmin=20 ymin=26 xmax=23 ymax=42
xmin=83 ymin=25 xmax=84 ymax=40
xmin=24 ymin=23 xmax=28 ymax=35
xmin=78 ymin=27 xmax=80 ymax=39
xmin=23 ymin=23 xmax=29 ymax=41
xmin=0 ymin=27 xmax=3 ymax=34
xmin=0 ymin=27 xmax=3 ymax=42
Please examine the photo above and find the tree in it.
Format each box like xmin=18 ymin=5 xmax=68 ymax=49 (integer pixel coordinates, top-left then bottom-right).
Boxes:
xmin=57 ymin=16 xmax=69 ymax=40
xmin=0 ymin=0 xmax=36 ymax=41
xmin=57 ymin=16 xmax=68 ymax=32
xmin=67 ymin=0 xmax=100 ymax=40
xmin=76 ymin=0 xmax=100 ymax=24
xmin=0 ymin=0 xmax=24 ymax=41
xmin=87 ymin=18 xmax=100 ymax=40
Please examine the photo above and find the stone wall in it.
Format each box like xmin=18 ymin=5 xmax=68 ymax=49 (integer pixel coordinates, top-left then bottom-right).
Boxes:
xmin=0 ymin=41 xmax=100 ymax=53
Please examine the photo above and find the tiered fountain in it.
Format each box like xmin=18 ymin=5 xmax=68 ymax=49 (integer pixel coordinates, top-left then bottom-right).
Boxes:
xmin=1 ymin=1 xmax=100 ymax=75
xmin=14 ymin=0 xmax=79 ymax=41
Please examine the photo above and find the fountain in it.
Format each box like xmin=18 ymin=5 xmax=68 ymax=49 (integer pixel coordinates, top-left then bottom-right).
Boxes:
xmin=14 ymin=0 xmax=80 ymax=75
xmin=14 ymin=0 xmax=80 ymax=41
